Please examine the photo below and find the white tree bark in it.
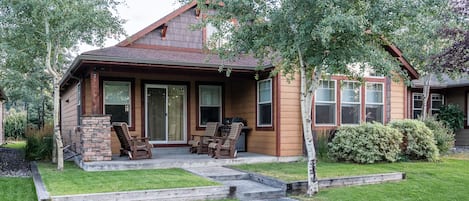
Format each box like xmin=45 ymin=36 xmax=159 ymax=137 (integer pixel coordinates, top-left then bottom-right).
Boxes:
xmin=298 ymin=48 xmax=319 ymax=195
xmin=422 ymin=73 xmax=432 ymax=120
xmin=45 ymin=18 xmax=64 ymax=171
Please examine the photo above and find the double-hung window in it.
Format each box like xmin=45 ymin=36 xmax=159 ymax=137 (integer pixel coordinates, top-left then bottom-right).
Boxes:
xmin=365 ymin=83 xmax=384 ymax=123
xmin=103 ymin=81 xmax=131 ymax=126
xmin=76 ymin=83 xmax=81 ymax=125
xmin=257 ymin=79 xmax=272 ymax=127
xmin=431 ymin=94 xmax=444 ymax=115
xmin=315 ymin=80 xmax=336 ymax=125
xmin=199 ymin=85 xmax=222 ymax=126
xmin=412 ymin=93 xmax=423 ymax=119
xmin=341 ymin=81 xmax=361 ymax=124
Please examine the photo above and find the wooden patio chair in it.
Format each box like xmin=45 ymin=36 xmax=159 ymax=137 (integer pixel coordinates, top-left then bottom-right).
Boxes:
xmin=188 ymin=122 xmax=220 ymax=154
xmin=208 ymin=122 xmax=244 ymax=159
xmin=112 ymin=122 xmax=152 ymax=160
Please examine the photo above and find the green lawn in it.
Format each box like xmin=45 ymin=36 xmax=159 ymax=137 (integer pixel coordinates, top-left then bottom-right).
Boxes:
xmin=1 ymin=141 xmax=26 ymax=150
xmin=38 ymin=162 xmax=220 ymax=196
xmin=234 ymin=157 xmax=469 ymax=201
xmin=0 ymin=177 xmax=37 ymax=201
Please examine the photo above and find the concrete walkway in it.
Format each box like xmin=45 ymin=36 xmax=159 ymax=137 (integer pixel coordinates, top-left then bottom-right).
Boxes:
xmin=185 ymin=166 xmax=298 ymax=201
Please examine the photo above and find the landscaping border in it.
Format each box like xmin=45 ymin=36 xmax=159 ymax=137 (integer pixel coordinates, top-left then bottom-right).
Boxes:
xmin=30 ymin=162 xmax=235 ymax=201
xmin=246 ymin=170 xmax=405 ymax=193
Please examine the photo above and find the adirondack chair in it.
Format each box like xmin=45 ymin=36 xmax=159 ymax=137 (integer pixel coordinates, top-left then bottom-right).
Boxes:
xmin=208 ymin=122 xmax=244 ymax=159
xmin=112 ymin=122 xmax=152 ymax=160
xmin=188 ymin=122 xmax=220 ymax=154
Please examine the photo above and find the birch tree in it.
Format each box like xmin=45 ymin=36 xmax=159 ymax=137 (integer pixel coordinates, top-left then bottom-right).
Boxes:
xmin=184 ymin=0 xmax=449 ymax=195
xmin=0 ymin=0 xmax=124 ymax=170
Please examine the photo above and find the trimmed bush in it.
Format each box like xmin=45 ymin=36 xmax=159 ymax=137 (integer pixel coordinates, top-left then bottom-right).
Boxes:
xmin=437 ymin=104 xmax=464 ymax=132
xmin=422 ymin=117 xmax=454 ymax=154
xmin=328 ymin=123 xmax=402 ymax=164
xmin=389 ymin=119 xmax=439 ymax=161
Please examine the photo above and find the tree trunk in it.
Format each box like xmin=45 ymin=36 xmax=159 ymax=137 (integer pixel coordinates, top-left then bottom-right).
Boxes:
xmin=53 ymin=78 xmax=64 ymax=171
xmin=422 ymin=74 xmax=432 ymax=120
xmin=298 ymin=49 xmax=319 ymax=195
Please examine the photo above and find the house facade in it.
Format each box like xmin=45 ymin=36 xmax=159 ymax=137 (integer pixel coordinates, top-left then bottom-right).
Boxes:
xmin=59 ymin=2 xmax=419 ymax=161
xmin=412 ymin=75 xmax=469 ymax=146
xmin=0 ymin=87 xmax=6 ymax=145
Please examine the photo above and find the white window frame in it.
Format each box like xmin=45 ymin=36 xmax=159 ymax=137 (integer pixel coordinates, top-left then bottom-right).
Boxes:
xmin=365 ymin=82 xmax=384 ymax=123
xmin=430 ymin=93 xmax=444 ymax=114
xmin=257 ymin=79 xmax=273 ymax=127
xmin=198 ymin=85 xmax=222 ymax=127
xmin=412 ymin=93 xmax=423 ymax=119
xmin=314 ymin=80 xmax=337 ymax=126
xmin=103 ymin=81 xmax=132 ymax=127
xmin=340 ymin=81 xmax=361 ymax=125
xmin=76 ymin=83 xmax=81 ymax=125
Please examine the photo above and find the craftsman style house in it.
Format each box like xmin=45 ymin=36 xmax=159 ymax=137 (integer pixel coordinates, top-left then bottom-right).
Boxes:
xmin=59 ymin=2 xmax=419 ymax=161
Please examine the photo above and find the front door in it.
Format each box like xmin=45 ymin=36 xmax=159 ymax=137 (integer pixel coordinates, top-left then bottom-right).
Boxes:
xmin=145 ymin=84 xmax=187 ymax=144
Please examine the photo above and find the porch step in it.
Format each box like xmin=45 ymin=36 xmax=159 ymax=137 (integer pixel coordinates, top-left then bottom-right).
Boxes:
xmin=221 ymin=179 xmax=285 ymax=201
xmin=184 ymin=166 xmax=250 ymax=181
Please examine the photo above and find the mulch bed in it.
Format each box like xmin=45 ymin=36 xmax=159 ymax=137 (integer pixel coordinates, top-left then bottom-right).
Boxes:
xmin=0 ymin=147 xmax=31 ymax=177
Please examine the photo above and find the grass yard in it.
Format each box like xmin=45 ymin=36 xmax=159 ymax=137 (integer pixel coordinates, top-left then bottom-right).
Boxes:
xmin=0 ymin=177 xmax=37 ymax=201
xmin=1 ymin=141 xmax=26 ymax=150
xmin=38 ymin=162 xmax=220 ymax=196
xmin=234 ymin=157 xmax=469 ymax=201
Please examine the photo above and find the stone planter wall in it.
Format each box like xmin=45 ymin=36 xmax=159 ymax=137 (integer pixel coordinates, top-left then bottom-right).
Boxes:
xmin=80 ymin=115 xmax=112 ymax=162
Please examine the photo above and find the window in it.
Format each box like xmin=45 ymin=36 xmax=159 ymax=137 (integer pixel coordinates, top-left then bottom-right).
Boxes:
xmin=77 ymin=83 xmax=81 ymax=125
xmin=103 ymin=81 xmax=131 ymax=125
xmin=315 ymin=80 xmax=336 ymax=125
xmin=365 ymin=83 xmax=384 ymax=123
xmin=412 ymin=93 xmax=423 ymax=119
xmin=431 ymin=94 xmax=444 ymax=115
xmin=341 ymin=81 xmax=361 ymax=124
xmin=257 ymin=79 xmax=272 ymax=127
xmin=199 ymin=85 xmax=222 ymax=126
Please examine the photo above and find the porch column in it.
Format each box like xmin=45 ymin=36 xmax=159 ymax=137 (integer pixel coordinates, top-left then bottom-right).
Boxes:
xmin=90 ymin=70 xmax=101 ymax=114
xmin=80 ymin=115 xmax=112 ymax=162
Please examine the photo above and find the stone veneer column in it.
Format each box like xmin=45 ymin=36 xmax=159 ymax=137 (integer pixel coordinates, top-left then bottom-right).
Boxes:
xmin=80 ymin=115 xmax=112 ymax=162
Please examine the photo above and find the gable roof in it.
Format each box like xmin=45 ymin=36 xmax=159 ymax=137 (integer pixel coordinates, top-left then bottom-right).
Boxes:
xmin=118 ymin=1 xmax=197 ymax=47
xmin=412 ymin=74 xmax=469 ymax=89
xmin=384 ymin=44 xmax=419 ymax=80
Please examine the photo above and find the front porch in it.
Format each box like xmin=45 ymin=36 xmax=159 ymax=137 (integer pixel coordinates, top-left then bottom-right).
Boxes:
xmin=75 ymin=147 xmax=302 ymax=171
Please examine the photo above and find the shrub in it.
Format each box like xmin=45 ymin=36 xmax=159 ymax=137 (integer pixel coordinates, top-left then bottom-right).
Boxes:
xmin=328 ymin=123 xmax=402 ymax=164
xmin=422 ymin=117 xmax=455 ymax=154
xmin=4 ymin=110 xmax=27 ymax=140
xmin=437 ymin=104 xmax=464 ymax=132
xmin=25 ymin=126 xmax=53 ymax=161
xmin=389 ymin=119 xmax=439 ymax=161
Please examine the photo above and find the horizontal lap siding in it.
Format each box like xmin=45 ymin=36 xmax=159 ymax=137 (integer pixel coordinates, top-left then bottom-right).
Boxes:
xmin=60 ymin=83 xmax=79 ymax=152
xmin=390 ymin=78 xmax=406 ymax=120
xmin=280 ymin=75 xmax=303 ymax=156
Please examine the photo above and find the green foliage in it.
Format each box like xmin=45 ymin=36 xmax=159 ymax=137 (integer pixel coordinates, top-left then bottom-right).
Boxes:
xmin=328 ymin=123 xmax=402 ymax=164
xmin=4 ymin=109 xmax=27 ymax=139
xmin=315 ymin=129 xmax=334 ymax=160
xmin=422 ymin=117 xmax=455 ymax=154
xmin=25 ymin=135 xmax=53 ymax=161
xmin=437 ymin=104 xmax=464 ymax=132
xmin=389 ymin=119 xmax=439 ymax=161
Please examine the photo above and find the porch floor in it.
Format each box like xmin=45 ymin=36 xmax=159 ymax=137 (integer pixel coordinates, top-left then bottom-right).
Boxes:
xmin=76 ymin=147 xmax=303 ymax=171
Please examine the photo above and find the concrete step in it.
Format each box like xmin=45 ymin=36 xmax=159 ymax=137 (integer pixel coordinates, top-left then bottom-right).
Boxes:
xmin=222 ymin=179 xmax=285 ymax=201
xmin=184 ymin=166 xmax=250 ymax=181
xmin=251 ymin=198 xmax=299 ymax=201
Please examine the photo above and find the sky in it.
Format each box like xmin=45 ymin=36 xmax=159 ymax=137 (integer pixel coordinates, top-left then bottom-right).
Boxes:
xmin=78 ymin=0 xmax=182 ymax=54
